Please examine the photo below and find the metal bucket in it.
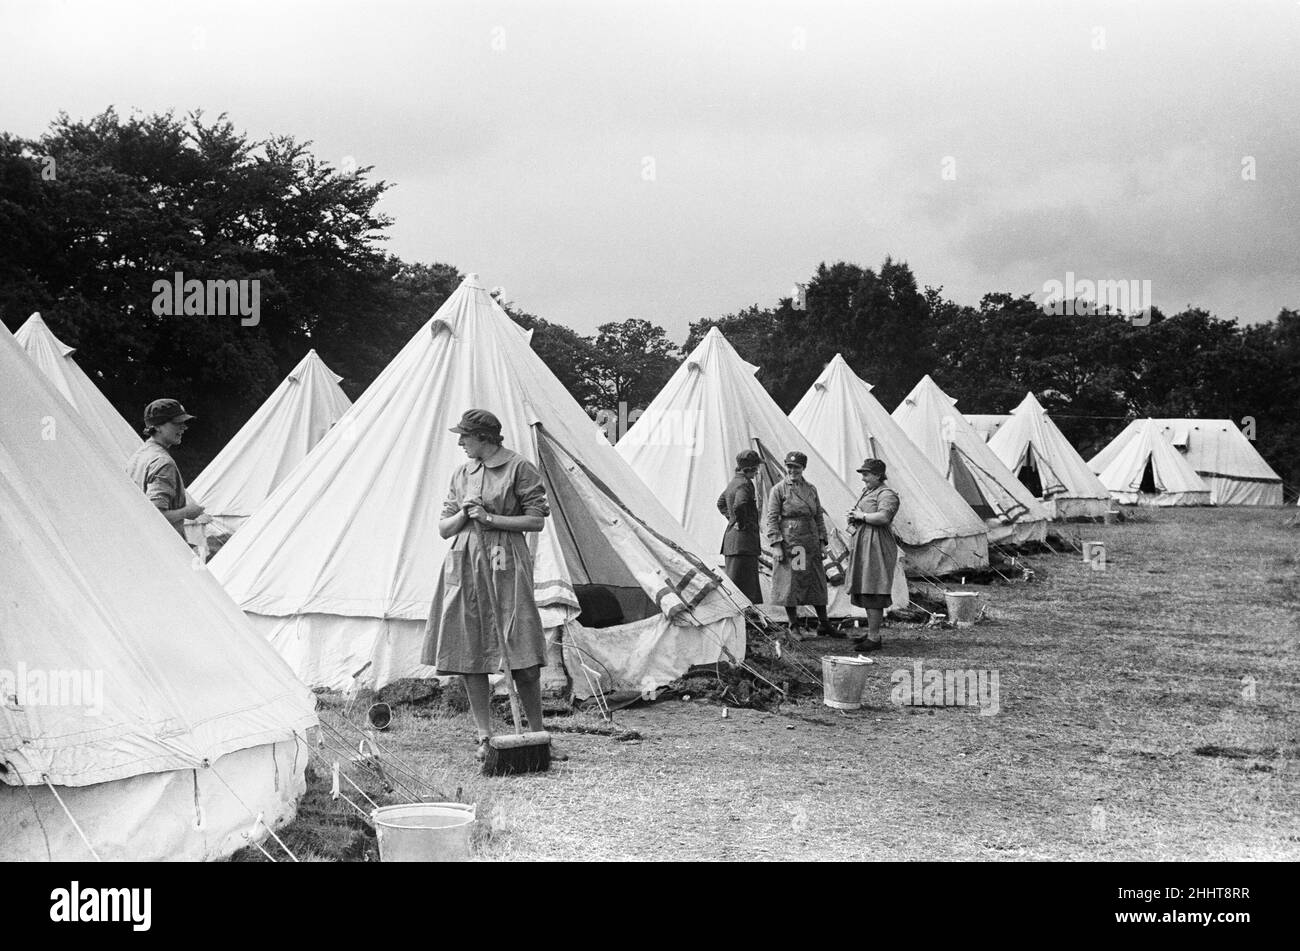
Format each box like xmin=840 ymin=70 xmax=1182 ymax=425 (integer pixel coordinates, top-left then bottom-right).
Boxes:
xmin=822 ymin=655 xmax=873 ymax=710
xmin=945 ymin=591 xmax=981 ymax=628
xmin=372 ymin=802 xmax=476 ymax=862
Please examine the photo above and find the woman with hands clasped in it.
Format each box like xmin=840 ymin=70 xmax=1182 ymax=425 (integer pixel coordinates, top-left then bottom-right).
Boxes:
xmin=844 ymin=458 xmax=899 ymax=652
xmin=421 ymin=409 xmax=565 ymax=762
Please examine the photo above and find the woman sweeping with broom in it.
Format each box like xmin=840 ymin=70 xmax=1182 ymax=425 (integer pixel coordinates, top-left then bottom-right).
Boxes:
xmin=423 ymin=409 xmax=562 ymax=771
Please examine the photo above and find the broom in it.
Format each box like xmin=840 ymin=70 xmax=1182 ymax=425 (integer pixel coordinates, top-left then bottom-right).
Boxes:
xmin=471 ymin=517 xmax=552 ymax=776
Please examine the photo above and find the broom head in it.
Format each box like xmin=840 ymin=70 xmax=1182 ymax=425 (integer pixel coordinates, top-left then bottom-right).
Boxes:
xmin=482 ymin=730 xmax=552 ymax=776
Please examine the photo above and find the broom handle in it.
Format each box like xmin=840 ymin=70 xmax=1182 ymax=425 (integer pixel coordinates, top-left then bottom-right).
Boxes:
xmin=470 ymin=517 xmax=527 ymax=737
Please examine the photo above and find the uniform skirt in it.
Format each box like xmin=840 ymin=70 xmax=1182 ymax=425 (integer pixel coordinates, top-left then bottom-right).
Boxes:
xmin=421 ymin=526 xmax=548 ymax=674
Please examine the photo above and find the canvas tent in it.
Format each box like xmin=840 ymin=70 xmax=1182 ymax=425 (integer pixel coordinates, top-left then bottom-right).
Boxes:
xmin=1088 ymin=419 xmax=1281 ymax=506
xmin=189 ymin=349 xmax=352 ymax=538
xmin=14 ymin=312 xmax=140 ymax=464
xmin=1089 ymin=418 xmax=1212 ymax=506
xmin=616 ymin=329 xmax=907 ymax=614
xmin=0 ymin=323 xmax=316 ymax=861
xmin=789 ymin=354 xmax=989 ymax=577
xmin=966 ymin=414 xmax=1010 ymax=442
xmin=210 ymin=275 xmax=747 ymax=698
xmin=892 ymin=376 xmax=1050 ymax=545
xmin=987 ymin=392 xmax=1113 ymax=519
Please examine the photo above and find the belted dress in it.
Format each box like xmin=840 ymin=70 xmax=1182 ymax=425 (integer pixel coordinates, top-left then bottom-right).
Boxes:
xmin=421 ymin=446 xmax=550 ymax=674
xmin=846 ymin=484 xmax=900 ymax=610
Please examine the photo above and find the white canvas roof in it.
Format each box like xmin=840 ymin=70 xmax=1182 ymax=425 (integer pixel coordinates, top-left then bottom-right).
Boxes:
xmin=616 ymin=329 xmax=906 ymax=613
xmin=189 ymin=349 xmax=352 ymax=537
xmin=1088 ymin=418 xmax=1281 ymax=506
xmin=789 ymin=354 xmax=988 ymax=576
xmin=1090 ymin=418 xmax=1212 ymax=505
xmin=892 ymin=375 xmax=1050 ymax=545
xmin=14 ymin=312 xmax=140 ymax=464
xmin=0 ymin=322 xmax=316 ymax=860
xmin=966 ymin=414 xmax=1010 ymax=442
xmin=210 ymin=275 xmax=746 ymax=694
xmin=988 ymin=392 xmax=1113 ymax=519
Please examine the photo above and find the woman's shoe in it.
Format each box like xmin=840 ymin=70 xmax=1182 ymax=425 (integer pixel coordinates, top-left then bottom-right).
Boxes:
xmin=850 ymin=637 xmax=883 ymax=653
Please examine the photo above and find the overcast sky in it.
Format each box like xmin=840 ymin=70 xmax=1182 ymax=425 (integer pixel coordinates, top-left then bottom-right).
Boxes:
xmin=3 ymin=0 xmax=1297 ymax=339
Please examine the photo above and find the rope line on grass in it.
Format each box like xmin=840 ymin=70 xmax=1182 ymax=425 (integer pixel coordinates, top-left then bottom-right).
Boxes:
xmin=322 ymin=717 xmax=442 ymax=802
xmin=315 ymin=722 xmax=432 ymax=806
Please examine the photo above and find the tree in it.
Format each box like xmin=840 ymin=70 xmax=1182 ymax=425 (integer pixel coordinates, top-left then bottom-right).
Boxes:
xmin=0 ymin=109 xmax=442 ymax=471
xmin=589 ymin=318 xmax=680 ymax=410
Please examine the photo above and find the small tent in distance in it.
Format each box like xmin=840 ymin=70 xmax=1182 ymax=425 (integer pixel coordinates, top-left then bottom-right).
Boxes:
xmin=988 ymin=392 xmax=1113 ymax=520
xmin=210 ymin=275 xmax=747 ymax=698
xmin=617 ymin=329 xmax=907 ymax=614
xmin=790 ymin=354 xmax=989 ymax=577
xmin=14 ymin=312 xmax=140 ymax=464
xmin=1 ymin=322 xmax=317 ymax=861
xmin=189 ymin=349 xmax=352 ymax=539
xmin=892 ymin=375 xmax=1051 ymax=545
xmin=1089 ymin=418 xmax=1212 ymax=506
xmin=1089 ymin=419 xmax=1281 ymax=506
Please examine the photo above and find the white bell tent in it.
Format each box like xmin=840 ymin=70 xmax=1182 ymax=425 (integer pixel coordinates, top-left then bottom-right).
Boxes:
xmin=987 ymin=392 xmax=1113 ymax=519
xmin=1088 ymin=418 xmax=1281 ymax=506
xmin=789 ymin=354 xmax=989 ymax=577
xmin=616 ymin=329 xmax=907 ymax=614
xmin=14 ymin=312 xmax=140 ymax=464
xmin=0 ymin=322 xmax=317 ymax=861
xmin=1089 ymin=418 xmax=1212 ymax=505
xmin=189 ymin=349 xmax=352 ymax=538
xmin=892 ymin=375 xmax=1050 ymax=545
xmin=209 ymin=275 xmax=747 ymax=697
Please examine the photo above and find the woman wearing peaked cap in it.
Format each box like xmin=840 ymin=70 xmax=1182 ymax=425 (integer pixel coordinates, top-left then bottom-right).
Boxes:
xmin=845 ymin=458 xmax=899 ymax=651
xmin=716 ymin=448 xmax=764 ymax=604
xmin=762 ymin=450 xmax=835 ymax=639
xmin=422 ymin=409 xmax=564 ymax=762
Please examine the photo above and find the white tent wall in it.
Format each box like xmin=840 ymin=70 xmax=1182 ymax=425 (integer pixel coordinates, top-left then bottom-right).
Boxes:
xmin=189 ymin=349 xmax=353 ymax=538
xmin=988 ymin=392 xmax=1113 ymax=520
xmin=892 ymin=376 xmax=1051 ymax=545
xmin=1088 ymin=419 xmax=1274 ymax=505
xmin=0 ymin=323 xmax=317 ymax=862
xmin=617 ymin=329 xmax=905 ymax=615
xmin=210 ymin=275 xmax=747 ymax=694
xmin=1 ymin=738 xmax=305 ymax=862
xmin=789 ymin=354 xmax=989 ymax=577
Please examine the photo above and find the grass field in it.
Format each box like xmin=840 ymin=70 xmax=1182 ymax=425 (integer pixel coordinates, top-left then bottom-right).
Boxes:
xmin=250 ymin=506 xmax=1300 ymax=861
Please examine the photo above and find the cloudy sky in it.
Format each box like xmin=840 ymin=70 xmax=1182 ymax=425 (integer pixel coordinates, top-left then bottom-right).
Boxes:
xmin=3 ymin=0 xmax=1297 ymax=338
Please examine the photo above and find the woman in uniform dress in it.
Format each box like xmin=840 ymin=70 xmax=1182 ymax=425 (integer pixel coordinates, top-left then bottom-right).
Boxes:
xmin=422 ymin=409 xmax=556 ymax=762
xmin=845 ymin=457 xmax=899 ymax=651
xmin=763 ymin=450 xmax=835 ymax=639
